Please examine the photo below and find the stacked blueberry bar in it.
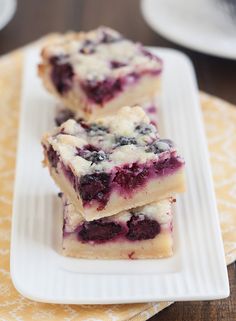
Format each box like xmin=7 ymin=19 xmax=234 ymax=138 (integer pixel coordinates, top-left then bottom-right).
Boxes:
xmin=61 ymin=193 xmax=175 ymax=259
xmin=38 ymin=26 xmax=162 ymax=120
xmin=42 ymin=106 xmax=185 ymax=259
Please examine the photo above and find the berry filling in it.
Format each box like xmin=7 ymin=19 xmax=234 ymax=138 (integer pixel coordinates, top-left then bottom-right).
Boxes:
xmin=78 ymin=221 xmax=122 ymax=243
xmin=51 ymin=57 xmax=74 ymax=94
xmin=110 ymin=60 xmax=127 ymax=69
xmin=55 ymin=109 xmax=75 ymax=126
xmin=46 ymin=145 xmax=182 ymax=210
xmin=46 ymin=146 xmax=59 ymax=169
xmin=71 ymin=214 xmax=161 ymax=244
xmin=154 ymin=156 xmax=182 ymax=176
xmin=113 ymin=163 xmax=149 ymax=192
xmin=80 ymin=69 xmax=159 ymax=105
xmin=79 ymin=172 xmax=111 ymax=209
xmin=81 ymin=78 xmax=123 ymax=105
xmin=126 ymin=215 xmax=160 ymax=241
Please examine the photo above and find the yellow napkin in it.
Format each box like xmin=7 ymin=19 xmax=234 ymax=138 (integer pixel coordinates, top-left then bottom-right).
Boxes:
xmin=0 ymin=45 xmax=235 ymax=321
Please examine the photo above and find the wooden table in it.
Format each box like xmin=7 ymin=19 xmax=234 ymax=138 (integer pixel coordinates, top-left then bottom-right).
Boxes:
xmin=1 ymin=1 xmax=235 ymax=320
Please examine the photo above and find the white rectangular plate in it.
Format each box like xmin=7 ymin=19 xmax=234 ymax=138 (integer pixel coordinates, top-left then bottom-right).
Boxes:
xmin=10 ymin=46 xmax=229 ymax=304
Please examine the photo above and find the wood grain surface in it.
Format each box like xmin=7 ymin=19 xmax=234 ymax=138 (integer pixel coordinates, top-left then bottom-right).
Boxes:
xmin=0 ymin=1 xmax=235 ymax=320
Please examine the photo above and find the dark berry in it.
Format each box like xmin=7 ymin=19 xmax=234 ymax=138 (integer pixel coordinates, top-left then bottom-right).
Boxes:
xmin=113 ymin=163 xmax=149 ymax=191
xmin=55 ymin=109 xmax=75 ymax=126
xmin=154 ymin=157 xmax=182 ymax=176
xmin=86 ymin=123 xmax=109 ymax=136
xmin=99 ymin=29 xmax=122 ymax=44
xmin=47 ymin=146 xmax=59 ymax=168
xmin=126 ymin=215 xmax=160 ymax=241
xmin=146 ymin=139 xmax=173 ymax=154
xmin=110 ymin=60 xmax=127 ymax=69
xmin=79 ymin=40 xmax=96 ymax=54
xmin=87 ymin=151 xmax=108 ymax=164
xmin=81 ymin=78 xmax=123 ymax=104
xmin=83 ymin=144 xmax=99 ymax=152
xmin=79 ymin=172 xmax=111 ymax=208
xmin=79 ymin=221 xmax=122 ymax=243
xmin=141 ymin=48 xmax=162 ymax=63
xmin=49 ymin=54 xmax=69 ymax=65
xmin=135 ymin=123 xmax=154 ymax=135
xmin=51 ymin=62 xmax=74 ymax=94
xmin=76 ymin=118 xmax=90 ymax=130
xmin=115 ymin=136 xmax=137 ymax=147
xmin=77 ymin=147 xmax=108 ymax=164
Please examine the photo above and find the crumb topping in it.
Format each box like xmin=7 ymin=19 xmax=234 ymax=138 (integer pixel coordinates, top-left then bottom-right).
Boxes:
xmin=42 ymin=27 xmax=162 ymax=83
xmin=42 ymin=106 xmax=179 ymax=176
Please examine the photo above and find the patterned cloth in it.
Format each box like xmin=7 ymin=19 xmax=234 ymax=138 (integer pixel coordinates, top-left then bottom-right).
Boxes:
xmin=0 ymin=44 xmax=235 ymax=321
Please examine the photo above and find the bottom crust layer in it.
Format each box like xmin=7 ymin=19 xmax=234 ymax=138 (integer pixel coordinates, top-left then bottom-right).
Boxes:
xmin=62 ymin=231 xmax=173 ymax=259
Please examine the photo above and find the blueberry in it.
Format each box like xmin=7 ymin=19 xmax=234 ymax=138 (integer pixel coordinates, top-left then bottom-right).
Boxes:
xmin=86 ymin=150 xmax=108 ymax=164
xmin=87 ymin=124 xmax=109 ymax=136
xmin=83 ymin=144 xmax=99 ymax=152
xmin=79 ymin=40 xmax=96 ymax=54
xmin=135 ymin=124 xmax=154 ymax=135
xmin=126 ymin=215 xmax=160 ymax=241
xmin=76 ymin=146 xmax=108 ymax=164
xmin=110 ymin=60 xmax=127 ymax=69
xmin=51 ymin=62 xmax=74 ymax=94
xmin=79 ymin=221 xmax=122 ymax=243
xmin=79 ymin=172 xmax=111 ymax=208
xmin=81 ymin=78 xmax=123 ymax=104
xmin=113 ymin=163 xmax=149 ymax=190
xmin=47 ymin=146 xmax=59 ymax=168
xmin=146 ymin=139 xmax=173 ymax=154
xmin=55 ymin=109 xmax=75 ymax=126
xmin=115 ymin=136 xmax=137 ymax=146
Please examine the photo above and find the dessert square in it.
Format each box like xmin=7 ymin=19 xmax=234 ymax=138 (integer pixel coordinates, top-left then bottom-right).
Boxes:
xmin=42 ymin=106 xmax=185 ymax=221
xmin=38 ymin=26 xmax=162 ymax=120
xmin=61 ymin=193 xmax=175 ymax=259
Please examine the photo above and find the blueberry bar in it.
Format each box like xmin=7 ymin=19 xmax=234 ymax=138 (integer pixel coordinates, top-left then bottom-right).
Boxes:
xmin=38 ymin=26 xmax=162 ymax=120
xmin=61 ymin=193 xmax=175 ymax=259
xmin=42 ymin=106 xmax=185 ymax=221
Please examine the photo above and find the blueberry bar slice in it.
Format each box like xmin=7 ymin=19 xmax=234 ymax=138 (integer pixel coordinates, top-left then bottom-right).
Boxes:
xmin=61 ymin=193 xmax=175 ymax=259
xmin=38 ymin=26 xmax=162 ymax=120
xmin=42 ymin=106 xmax=185 ymax=221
